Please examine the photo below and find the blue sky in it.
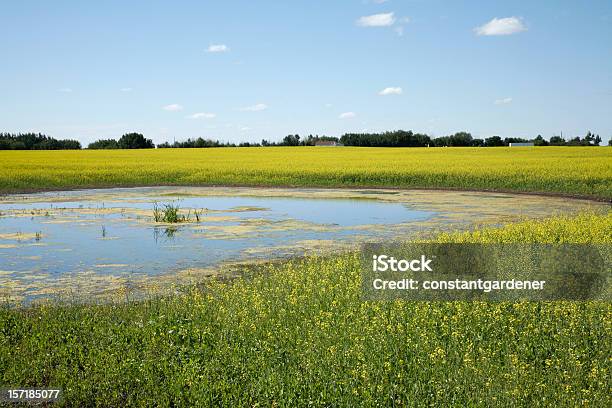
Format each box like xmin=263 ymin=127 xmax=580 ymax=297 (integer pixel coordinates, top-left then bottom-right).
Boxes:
xmin=1 ymin=0 xmax=611 ymax=145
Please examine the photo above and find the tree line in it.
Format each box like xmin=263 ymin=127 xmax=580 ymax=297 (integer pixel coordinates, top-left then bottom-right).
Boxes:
xmin=86 ymin=131 xmax=607 ymax=149
xmin=87 ymin=133 xmax=154 ymax=149
xmin=339 ymin=130 xmax=604 ymax=147
xmin=0 ymin=133 xmax=81 ymax=150
xmin=157 ymin=134 xmax=340 ymax=148
xmin=0 ymin=130 xmax=607 ymax=150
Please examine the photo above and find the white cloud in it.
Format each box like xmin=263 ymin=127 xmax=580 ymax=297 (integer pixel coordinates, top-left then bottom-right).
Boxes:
xmin=240 ymin=126 xmax=251 ymax=131
xmin=206 ymin=44 xmax=229 ymax=53
xmin=188 ymin=112 xmax=216 ymax=119
xmin=163 ymin=104 xmax=183 ymax=111
xmin=324 ymin=103 xmax=333 ymax=108
xmin=394 ymin=26 xmax=404 ymax=36
xmin=475 ymin=17 xmax=527 ymax=36
xmin=120 ymin=87 xmax=133 ymax=92
xmin=379 ymin=87 xmax=403 ymax=95
xmin=58 ymin=88 xmax=72 ymax=93
xmin=494 ymin=97 xmax=513 ymax=105
xmin=356 ymin=12 xmax=395 ymax=27
xmin=372 ymin=0 xmax=389 ymax=3
xmin=339 ymin=112 xmax=356 ymax=119
xmin=240 ymin=103 xmax=268 ymax=112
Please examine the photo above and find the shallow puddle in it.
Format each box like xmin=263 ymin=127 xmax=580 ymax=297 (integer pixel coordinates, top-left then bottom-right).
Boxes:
xmin=0 ymin=186 xmax=605 ymax=302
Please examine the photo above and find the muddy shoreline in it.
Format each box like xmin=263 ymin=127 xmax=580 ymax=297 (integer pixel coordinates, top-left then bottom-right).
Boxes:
xmin=1 ymin=183 xmax=610 ymax=204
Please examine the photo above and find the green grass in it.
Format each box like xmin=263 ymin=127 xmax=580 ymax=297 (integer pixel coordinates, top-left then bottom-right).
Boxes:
xmin=0 ymin=147 xmax=610 ymax=199
xmin=153 ymin=202 xmax=186 ymax=223
xmin=1 ymin=212 xmax=610 ymax=406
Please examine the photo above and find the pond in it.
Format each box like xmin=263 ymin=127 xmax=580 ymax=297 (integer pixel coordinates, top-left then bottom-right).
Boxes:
xmin=0 ymin=187 xmax=604 ymax=302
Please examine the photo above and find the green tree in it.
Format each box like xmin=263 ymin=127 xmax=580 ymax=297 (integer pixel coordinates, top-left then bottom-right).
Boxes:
xmin=282 ymin=134 xmax=300 ymax=146
xmin=117 ymin=133 xmax=154 ymax=149
xmin=533 ymin=135 xmax=548 ymax=146
xmin=594 ymin=135 xmax=602 ymax=146
xmin=485 ymin=136 xmax=504 ymax=147
xmin=549 ymin=136 xmax=566 ymax=146
xmin=88 ymin=139 xmax=119 ymax=149
xmin=448 ymin=132 xmax=473 ymax=146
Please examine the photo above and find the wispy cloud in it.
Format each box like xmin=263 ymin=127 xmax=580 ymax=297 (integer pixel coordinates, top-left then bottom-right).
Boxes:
xmin=356 ymin=12 xmax=395 ymax=27
xmin=339 ymin=112 xmax=356 ymax=119
xmin=188 ymin=112 xmax=216 ymax=119
xmin=163 ymin=104 xmax=183 ymax=111
xmin=475 ymin=17 xmax=527 ymax=36
xmin=395 ymin=16 xmax=411 ymax=36
xmin=120 ymin=87 xmax=133 ymax=92
xmin=379 ymin=87 xmax=403 ymax=95
xmin=494 ymin=97 xmax=513 ymax=105
xmin=240 ymin=103 xmax=268 ymax=112
xmin=206 ymin=44 xmax=229 ymax=53
xmin=58 ymin=88 xmax=73 ymax=93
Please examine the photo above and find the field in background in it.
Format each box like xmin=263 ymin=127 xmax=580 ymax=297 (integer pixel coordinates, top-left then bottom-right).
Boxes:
xmin=1 ymin=212 xmax=610 ymax=406
xmin=1 ymin=146 xmax=610 ymax=199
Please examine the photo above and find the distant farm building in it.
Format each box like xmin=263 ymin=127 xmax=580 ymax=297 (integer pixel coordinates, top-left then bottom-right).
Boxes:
xmin=509 ymin=142 xmax=534 ymax=147
xmin=315 ymin=141 xmax=342 ymax=147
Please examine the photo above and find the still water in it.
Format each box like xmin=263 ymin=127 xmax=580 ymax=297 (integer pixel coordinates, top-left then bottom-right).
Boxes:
xmin=0 ymin=186 xmax=603 ymax=302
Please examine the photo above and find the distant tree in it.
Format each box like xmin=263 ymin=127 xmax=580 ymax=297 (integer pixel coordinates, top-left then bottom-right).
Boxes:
xmin=88 ymin=139 xmax=119 ymax=149
xmin=299 ymin=134 xmax=340 ymax=146
xmin=340 ymin=130 xmax=431 ymax=147
xmin=300 ymin=134 xmax=314 ymax=146
xmin=504 ymin=137 xmax=529 ymax=146
xmin=584 ymin=131 xmax=602 ymax=146
xmin=484 ymin=136 xmax=504 ymax=147
xmin=549 ymin=136 xmax=566 ymax=146
xmin=566 ymin=137 xmax=584 ymax=146
xmin=0 ymin=132 xmax=80 ymax=150
xmin=156 ymin=138 xmax=235 ymax=148
xmin=431 ymin=136 xmax=450 ymax=147
xmin=471 ymin=138 xmax=485 ymax=147
xmin=193 ymin=137 xmax=207 ymax=148
xmin=608 ymin=139 xmax=612 ymax=146
xmin=594 ymin=135 xmax=602 ymax=146
xmin=533 ymin=135 xmax=548 ymax=146
xmin=117 ymin=133 xmax=154 ymax=149
xmin=282 ymin=134 xmax=301 ymax=146
xmin=448 ymin=132 xmax=473 ymax=146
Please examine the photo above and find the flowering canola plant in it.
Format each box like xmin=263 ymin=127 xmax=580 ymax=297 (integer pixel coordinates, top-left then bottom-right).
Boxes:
xmin=0 ymin=212 xmax=610 ymax=406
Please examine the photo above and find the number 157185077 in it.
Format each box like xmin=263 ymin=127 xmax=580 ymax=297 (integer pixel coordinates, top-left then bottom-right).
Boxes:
xmin=2 ymin=388 xmax=61 ymax=402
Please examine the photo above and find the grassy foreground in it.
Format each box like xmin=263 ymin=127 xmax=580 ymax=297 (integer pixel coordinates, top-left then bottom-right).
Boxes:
xmin=1 ymin=147 xmax=611 ymax=198
xmin=1 ymin=212 xmax=610 ymax=406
